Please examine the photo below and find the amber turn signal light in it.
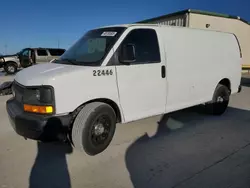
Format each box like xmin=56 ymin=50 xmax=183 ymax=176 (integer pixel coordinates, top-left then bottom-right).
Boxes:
xmin=23 ymin=104 xmax=53 ymax=114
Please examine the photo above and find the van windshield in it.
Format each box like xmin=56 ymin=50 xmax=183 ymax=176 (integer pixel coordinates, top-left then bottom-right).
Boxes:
xmin=55 ymin=27 xmax=126 ymax=66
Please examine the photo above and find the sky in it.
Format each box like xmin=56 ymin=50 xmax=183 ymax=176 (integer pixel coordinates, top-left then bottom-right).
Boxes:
xmin=0 ymin=0 xmax=249 ymax=54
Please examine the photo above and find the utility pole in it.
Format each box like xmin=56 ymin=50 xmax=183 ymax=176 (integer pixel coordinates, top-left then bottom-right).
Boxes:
xmin=57 ymin=38 xmax=60 ymax=48
xmin=4 ymin=44 xmax=7 ymax=54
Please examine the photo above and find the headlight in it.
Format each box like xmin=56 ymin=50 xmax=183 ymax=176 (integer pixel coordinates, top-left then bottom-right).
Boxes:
xmin=23 ymin=87 xmax=53 ymax=104
xmin=23 ymin=86 xmax=54 ymax=114
xmin=35 ymin=89 xmax=40 ymax=101
xmin=0 ymin=58 xmax=4 ymax=63
xmin=38 ymin=87 xmax=53 ymax=103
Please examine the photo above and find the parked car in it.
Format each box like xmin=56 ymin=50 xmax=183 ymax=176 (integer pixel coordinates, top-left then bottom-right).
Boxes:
xmin=7 ymin=24 xmax=242 ymax=156
xmin=0 ymin=48 xmax=65 ymax=74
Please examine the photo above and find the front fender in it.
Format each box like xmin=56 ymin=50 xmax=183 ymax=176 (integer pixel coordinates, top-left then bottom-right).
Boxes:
xmin=3 ymin=56 xmax=19 ymax=63
xmin=46 ymin=67 xmax=121 ymax=116
xmin=72 ymin=98 xmax=124 ymax=123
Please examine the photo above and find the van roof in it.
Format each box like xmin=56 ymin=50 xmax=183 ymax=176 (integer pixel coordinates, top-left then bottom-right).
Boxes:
xmin=98 ymin=24 xmax=161 ymax=28
xmin=97 ymin=24 xmax=234 ymax=35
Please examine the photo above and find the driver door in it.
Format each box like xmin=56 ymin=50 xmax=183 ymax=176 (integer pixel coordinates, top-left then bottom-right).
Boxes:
xmin=115 ymin=28 xmax=167 ymax=122
xmin=19 ymin=49 xmax=32 ymax=68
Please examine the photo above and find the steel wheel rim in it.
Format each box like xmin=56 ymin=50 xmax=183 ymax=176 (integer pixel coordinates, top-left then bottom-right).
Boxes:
xmin=217 ymin=90 xmax=229 ymax=104
xmin=91 ymin=115 xmax=111 ymax=146
xmin=8 ymin=66 xmax=15 ymax=73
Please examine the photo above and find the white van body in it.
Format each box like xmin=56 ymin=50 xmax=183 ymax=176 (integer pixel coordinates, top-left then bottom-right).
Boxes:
xmin=8 ymin=24 xmax=241 ymax=155
xmin=14 ymin=24 xmax=241 ymax=122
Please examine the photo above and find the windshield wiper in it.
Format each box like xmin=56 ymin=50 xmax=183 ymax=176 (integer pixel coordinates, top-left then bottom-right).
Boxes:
xmin=59 ymin=58 xmax=99 ymax=66
xmin=60 ymin=58 xmax=78 ymax=65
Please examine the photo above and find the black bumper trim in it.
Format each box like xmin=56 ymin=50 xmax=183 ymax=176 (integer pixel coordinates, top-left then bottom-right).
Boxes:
xmin=6 ymin=98 xmax=72 ymax=141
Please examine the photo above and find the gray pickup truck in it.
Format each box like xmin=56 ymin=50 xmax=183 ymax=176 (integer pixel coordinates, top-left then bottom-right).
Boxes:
xmin=0 ymin=48 xmax=65 ymax=74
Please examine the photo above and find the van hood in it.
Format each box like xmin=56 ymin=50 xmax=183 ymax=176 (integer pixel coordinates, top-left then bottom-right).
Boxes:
xmin=14 ymin=63 xmax=85 ymax=86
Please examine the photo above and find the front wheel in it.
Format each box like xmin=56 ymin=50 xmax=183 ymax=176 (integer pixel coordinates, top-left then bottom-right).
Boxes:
xmin=4 ymin=62 xmax=18 ymax=74
xmin=71 ymin=102 xmax=116 ymax=156
xmin=205 ymin=84 xmax=230 ymax=115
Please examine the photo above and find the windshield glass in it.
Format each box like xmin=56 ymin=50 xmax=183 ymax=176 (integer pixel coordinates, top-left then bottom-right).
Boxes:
xmin=55 ymin=27 xmax=126 ymax=66
xmin=17 ymin=48 xmax=27 ymax=55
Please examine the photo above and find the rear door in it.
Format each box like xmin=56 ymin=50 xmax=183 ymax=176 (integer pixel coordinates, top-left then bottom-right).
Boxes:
xmin=115 ymin=28 xmax=167 ymax=122
xmin=36 ymin=49 xmax=48 ymax=63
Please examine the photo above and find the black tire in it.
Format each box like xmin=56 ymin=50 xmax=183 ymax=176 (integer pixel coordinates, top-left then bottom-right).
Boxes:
xmin=205 ymin=84 xmax=230 ymax=115
xmin=71 ymin=102 xmax=116 ymax=156
xmin=4 ymin=62 xmax=18 ymax=75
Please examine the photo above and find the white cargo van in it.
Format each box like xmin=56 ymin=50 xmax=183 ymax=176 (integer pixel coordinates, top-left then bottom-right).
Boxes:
xmin=6 ymin=24 xmax=242 ymax=155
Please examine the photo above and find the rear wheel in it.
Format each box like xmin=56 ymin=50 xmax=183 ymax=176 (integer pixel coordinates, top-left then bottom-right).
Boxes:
xmin=4 ymin=62 xmax=18 ymax=74
xmin=71 ymin=102 xmax=116 ymax=156
xmin=205 ymin=84 xmax=230 ymax=115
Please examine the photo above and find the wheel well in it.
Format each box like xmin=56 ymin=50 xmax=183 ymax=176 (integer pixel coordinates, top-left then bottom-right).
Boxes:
xmin=5 ymin=61 xmax=18 ymax=67
xmin=219 ymin=78 xmax=231 ymax=90
xmin=71 ymin=98 xmax=122 ymax=123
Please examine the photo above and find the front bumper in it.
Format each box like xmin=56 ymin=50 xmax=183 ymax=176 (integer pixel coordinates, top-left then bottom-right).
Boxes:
xmin=6 ymin=98 xmax=72 ymax=141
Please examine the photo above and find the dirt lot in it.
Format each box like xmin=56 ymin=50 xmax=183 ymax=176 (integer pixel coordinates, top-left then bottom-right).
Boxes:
xmin=0 ymin=73 xmax=250 ymax=188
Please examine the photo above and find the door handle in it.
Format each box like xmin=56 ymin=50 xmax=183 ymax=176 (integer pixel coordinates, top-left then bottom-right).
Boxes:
xmin=161 ymin=65 xmax=166 ymax=78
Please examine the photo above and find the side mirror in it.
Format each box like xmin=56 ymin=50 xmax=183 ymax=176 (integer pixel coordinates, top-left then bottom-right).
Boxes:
xmin=119 ymin=44 xmax=136 ymax=65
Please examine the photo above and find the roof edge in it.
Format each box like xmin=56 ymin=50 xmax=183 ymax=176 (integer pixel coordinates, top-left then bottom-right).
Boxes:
xmin=136 ymin=9 xmax=189 ymax=23
xmin=189 ymin=9 xmax=250 ymax=25
xmin=137 ymin=9 xmax=250 ymax=25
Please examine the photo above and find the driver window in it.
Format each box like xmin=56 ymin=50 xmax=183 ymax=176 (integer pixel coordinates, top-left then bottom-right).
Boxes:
xmin=120 ymin=29 xmax=161 ymax=64
xmin=22 ymin=49 xmax=30 ymax=57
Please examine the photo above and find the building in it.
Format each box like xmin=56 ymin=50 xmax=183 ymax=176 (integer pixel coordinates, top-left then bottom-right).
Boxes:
xmin=137 ymin=9 xmax=250 ymax=69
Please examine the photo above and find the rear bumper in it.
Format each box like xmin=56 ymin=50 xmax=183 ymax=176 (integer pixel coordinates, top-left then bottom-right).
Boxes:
xmin=6 ymin=98 xmax=72 ymax=141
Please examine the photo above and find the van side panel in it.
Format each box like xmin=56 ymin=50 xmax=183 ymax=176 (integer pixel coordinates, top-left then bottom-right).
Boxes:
xmin=163 ymin=27 xmax=241 ymax=113
xmin=51 ymin=26 xmax=241 ymax=121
